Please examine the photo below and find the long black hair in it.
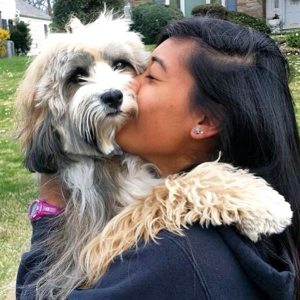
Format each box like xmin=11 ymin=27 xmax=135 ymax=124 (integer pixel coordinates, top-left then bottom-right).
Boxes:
xmin=157 ymin=17 xmax=300 ymax=298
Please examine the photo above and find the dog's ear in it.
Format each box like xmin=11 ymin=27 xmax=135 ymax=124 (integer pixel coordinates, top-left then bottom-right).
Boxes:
xmin=15 ymin=47 xmax=53 ymax=153
xmin=15 ymin=44 xmax=71 ymax=173
xmin=24 ymin=116 xmax=71 ymax=173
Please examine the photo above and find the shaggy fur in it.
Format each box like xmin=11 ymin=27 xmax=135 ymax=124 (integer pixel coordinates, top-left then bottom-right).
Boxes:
xmin=15 ymin=13 xmax=292 ymax=300
xmin=79 ymin=161 xmax=293 ymax=287
xmin=15 ymin=13 xmax=164 ymax=300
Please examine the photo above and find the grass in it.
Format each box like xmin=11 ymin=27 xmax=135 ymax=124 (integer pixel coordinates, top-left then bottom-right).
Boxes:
xmin=0 ymin=56 xmax=37 ymax=300
xmin=288 ymin=55 xmax=300 ymax=125
xmin=0 ymin=54 xmax=299 ymax=300
xmin=145 ymin=44 xmax=155 ymax=51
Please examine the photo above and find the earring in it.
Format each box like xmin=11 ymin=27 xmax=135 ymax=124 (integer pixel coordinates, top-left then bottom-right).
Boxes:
xmin=193 ymin=126 xmax=203 ymax=135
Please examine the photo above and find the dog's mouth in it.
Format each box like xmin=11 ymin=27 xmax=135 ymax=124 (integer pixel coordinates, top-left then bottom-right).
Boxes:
xmin=106 ymin=108 xmax=137 ymax=119
xmin=106 ymin=110 xmax=121 ymax=117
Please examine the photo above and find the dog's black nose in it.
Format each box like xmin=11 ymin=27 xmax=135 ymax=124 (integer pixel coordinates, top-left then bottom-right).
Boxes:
xmin=101 ymin=89 xmax=123 ymax=109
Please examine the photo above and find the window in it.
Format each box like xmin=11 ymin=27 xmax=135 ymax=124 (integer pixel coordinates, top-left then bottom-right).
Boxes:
xmin=275 ymin=0 xmax=279 ymax=8
xmin=8 ymin=19 xmax=13 ymax=31
xmin=2 ymin=19 xmax=7 ymax=30
xmin=44 ymin=24 xmax=48 ymax=38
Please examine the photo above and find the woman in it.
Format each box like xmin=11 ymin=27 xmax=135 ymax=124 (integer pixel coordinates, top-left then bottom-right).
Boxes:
xmin=17 ymin=17 xmax=299 ymax=299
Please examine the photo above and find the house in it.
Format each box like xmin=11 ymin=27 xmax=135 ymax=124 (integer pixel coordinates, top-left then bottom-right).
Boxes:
xmin=131 ymin=0 xmax=300 ymax=29
xmin=0 ymin=0 xmax=51 ymax=55
xmin=229 ymin=0 xmax=300 ymax=29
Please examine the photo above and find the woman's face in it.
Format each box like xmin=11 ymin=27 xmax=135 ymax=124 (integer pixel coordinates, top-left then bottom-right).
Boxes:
xmin=116 ymin=38 xmax=207 ymax=174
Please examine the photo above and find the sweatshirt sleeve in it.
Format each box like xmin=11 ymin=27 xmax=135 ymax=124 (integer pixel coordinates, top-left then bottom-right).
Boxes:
xmin=69 ymin=234 xmax=210 ymax=300
xmin=16 ymin=219 xmax=209 ymax=300
xmin=16 ymin=218 xmax=58 ymax=299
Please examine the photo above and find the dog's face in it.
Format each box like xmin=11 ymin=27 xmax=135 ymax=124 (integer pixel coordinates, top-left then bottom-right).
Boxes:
xmin=16 ymin=14 xmax=148 ymax=173
xmin=48 ymin=46 xmax=140 ymax=157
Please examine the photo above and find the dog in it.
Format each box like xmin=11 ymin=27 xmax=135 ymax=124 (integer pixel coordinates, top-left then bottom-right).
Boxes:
xmin=17 ymin=13 xmax=161 ymax=222
xmin=15 ymin=13 xmax=292 ymax=299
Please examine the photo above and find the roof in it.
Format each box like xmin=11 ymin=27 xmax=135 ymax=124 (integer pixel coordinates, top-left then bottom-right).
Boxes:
xmin=15 ymin=0 xmax=51 ymax=21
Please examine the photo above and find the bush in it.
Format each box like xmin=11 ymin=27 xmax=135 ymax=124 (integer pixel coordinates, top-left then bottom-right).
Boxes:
xmin=9 ymin=21 xmax=32 ymax=55
xmin=131 ymin=3 xmax=183 ymax=45
xmin=227 ymin=11 xmax=271 ymax=34
xmin=286 ymin=31 xmax=300 ymax=48
xmin=0 ymin=28 xmax=10 ymax=57
xmin=191 ymin=4 xmax=227 ymax=19
xmin=191 ymin=4 xmax=271 ymax=35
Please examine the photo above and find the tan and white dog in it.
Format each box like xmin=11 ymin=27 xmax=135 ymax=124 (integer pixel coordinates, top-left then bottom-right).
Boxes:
xmin=15 ymin=13 xmax=292 ymax=299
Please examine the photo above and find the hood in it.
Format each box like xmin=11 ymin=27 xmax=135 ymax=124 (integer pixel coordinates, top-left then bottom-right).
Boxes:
xmin=218 ymin=226 xmax=295 ymax=300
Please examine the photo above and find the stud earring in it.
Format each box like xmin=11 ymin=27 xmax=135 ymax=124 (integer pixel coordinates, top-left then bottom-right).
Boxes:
xmin=193 ymin=126 xmax=203 ymax=135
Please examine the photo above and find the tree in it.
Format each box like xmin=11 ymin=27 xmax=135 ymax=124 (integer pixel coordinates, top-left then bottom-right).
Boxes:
xmin=9 ymin=21 xmax=32 ymax=55
xmin=51 ymin=0 xmax=125 ymax=32
xmin=24 ymin=0 xmax=53 ymax=16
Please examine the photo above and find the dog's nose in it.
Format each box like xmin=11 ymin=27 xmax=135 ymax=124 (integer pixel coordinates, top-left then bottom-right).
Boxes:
xmin=101 ymin=89 xmax=123 ymax=109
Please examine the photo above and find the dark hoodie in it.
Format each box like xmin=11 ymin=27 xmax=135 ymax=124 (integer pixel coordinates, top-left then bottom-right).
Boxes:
xmin=16 ymin=219 xmax=295 ymax=300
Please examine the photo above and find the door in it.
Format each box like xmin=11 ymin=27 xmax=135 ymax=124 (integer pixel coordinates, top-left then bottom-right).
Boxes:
xmin=227 ymin=0 xmax=236 ymax=11
xmin=285 ymin=0 xmax=300 ymax=28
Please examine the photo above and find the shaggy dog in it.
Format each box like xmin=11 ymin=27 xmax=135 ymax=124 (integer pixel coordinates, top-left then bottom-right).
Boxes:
xmin=15 ymin=13 xmax=292 ymax=299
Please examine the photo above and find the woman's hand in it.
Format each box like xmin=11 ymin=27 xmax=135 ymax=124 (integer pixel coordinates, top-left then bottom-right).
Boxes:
xmin=40 ymin=174 xmax=66 ymax=208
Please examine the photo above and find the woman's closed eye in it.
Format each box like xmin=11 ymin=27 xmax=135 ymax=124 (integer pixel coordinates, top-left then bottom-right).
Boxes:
xmin=145 ymin=73 xmax=160 ymax=82
xmin=145 ymin=73 xmax=155 ymax=80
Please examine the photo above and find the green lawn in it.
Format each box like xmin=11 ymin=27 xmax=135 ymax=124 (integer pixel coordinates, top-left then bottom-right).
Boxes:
xmin=0 ymin=56 xmax=37 ymax=300
xmin=289 ymin=55 xmax=300 ymax=125
xmin=0 ymin=54 xmax=299 ymax=300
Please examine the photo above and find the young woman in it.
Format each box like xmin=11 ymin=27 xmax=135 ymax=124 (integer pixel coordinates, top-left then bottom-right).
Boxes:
xmin=17 ymin=17 xmax=300 ymax=299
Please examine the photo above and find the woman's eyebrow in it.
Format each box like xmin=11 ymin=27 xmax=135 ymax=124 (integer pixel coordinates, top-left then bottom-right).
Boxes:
xmin=151 ymin=56 xmax=167 ymax=72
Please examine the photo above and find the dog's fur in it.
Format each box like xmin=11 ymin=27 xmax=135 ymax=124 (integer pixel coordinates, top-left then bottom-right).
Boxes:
xmin=15 ymin=13 xmax=292 ymax=299
xmin=16 ymin=13 xmax=164 ymax=299
xmin=16 ymin=12 xmax=162 ymax=227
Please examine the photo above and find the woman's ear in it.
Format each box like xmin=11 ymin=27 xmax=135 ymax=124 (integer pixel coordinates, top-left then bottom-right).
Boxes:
xmin=190 ymin=115 xmax=219 ymax=140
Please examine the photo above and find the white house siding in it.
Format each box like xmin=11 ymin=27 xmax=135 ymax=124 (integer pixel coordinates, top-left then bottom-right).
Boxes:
xmin=266 ymin=0 xmax=300 ymax=29
xmin=19 ymin=16 xmax=50 ymax=55
xmin=0 ymin=0 xmax=16 ymax=29
xmin=285 ymin=0 xmax=300 ymax=29
xmin=0 ymin=0 xmax=16 ymax=19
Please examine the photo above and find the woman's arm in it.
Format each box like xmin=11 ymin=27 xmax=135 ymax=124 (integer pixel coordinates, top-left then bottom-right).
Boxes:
xmin=16 ymin=174 xmax=65 ymax=299
xmin=16 ymin=218 xmax=59 ymax=299
xmin=39 ymin=174 xmax=66 ymax=208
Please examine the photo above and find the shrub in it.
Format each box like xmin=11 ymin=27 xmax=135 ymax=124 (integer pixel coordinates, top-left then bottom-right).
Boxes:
xmin=191 ymin=4 xmax=227 ymax=19
xmin=286 ymin=31 xmax=300 ymax=48
xmin=227 ymin=11 xmax=271 ymax=34
xmin=10 ymin=21 xmax=32 ymax=55
xmin=191 ymin=4 xmax=271 ymax=35
xmin=0 ymin=28 xmax=10 ymax=57
xmin=131 ymin=3 xmax=183 ymax=45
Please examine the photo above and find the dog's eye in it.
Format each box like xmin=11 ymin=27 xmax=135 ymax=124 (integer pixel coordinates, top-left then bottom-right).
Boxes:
xmin=69 ymin=67 xmax=88 ymax=84
xmin=112 ymin=60 xmax=134 ymax=72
